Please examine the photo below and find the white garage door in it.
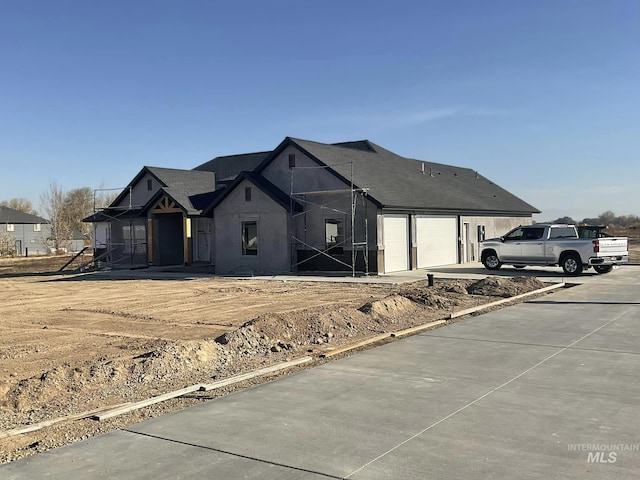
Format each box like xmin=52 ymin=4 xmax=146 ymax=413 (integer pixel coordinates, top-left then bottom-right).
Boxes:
xmin=383 ymin=214 xmax=409 ymax=273
xmin=416 ymin=216 xmax=458 ymax=268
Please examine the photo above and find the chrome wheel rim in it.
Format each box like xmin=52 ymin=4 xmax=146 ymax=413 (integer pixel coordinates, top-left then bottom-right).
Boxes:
xmin=565 ymin=258 xmax=578 ymax=273
xmin=486 ymin=256 xmax=499 ymax=268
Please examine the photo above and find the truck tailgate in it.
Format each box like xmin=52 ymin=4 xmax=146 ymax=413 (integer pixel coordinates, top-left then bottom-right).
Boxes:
xmin=595 ymin=237 xmax=628 ymax=257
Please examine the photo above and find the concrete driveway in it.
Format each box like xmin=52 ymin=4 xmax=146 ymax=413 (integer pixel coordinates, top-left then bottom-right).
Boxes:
xmin=3 ymin=266 xmax=639 ymax=479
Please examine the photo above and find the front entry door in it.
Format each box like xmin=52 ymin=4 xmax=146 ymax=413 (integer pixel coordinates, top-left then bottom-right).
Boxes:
xmin=157 ymin=213 xmax=184 ymax=265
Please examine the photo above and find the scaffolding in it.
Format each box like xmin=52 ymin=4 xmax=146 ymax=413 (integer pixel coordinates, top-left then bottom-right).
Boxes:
xmin=90 ymin=187 xmax=148 ymax=269
xmin=289 ymin=162 xmax=370 ymax=277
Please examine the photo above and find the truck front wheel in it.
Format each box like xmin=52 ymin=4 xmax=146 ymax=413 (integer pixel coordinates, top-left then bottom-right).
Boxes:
xmin=482 ymin=252 xmax=502 ymax=270
xmin=561 ymin=253 xmax=583 ymax=276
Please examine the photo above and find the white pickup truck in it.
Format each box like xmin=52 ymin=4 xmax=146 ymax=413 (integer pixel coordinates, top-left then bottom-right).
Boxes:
xmin=480 ymin=224 xmax=629 ymax=275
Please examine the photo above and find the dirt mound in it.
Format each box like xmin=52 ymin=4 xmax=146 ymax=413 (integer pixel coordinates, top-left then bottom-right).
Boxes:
xmin=129 ymin=340 xmax=219 ymax=380
xmin=466 ymin=277 xmax=545 ymax=297
xmin=215 ymin=305 xmax=376 ymax=355
xmin=395 ymin=280 xmax=474 ymax=310
xmin=358 ymin=294 xmax=416 ymax=316
xmin=3 ymin=340 xmax=222 ymax=415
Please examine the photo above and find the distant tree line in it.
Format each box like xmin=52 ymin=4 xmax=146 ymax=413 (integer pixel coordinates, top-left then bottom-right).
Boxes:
xmin=545 ymin=211 xmax=640 ymax=228
xmin=0 ymin=198 xmax=38 ymax=216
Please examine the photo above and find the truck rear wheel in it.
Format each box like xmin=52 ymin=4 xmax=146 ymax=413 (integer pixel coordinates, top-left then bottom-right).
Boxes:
xmin=482 ymin=251 xmax=502 ymax=270
xmin=561 ymin=253 xmax=583 ymax=276
xmin=594 ymin=265 xmax=613 ymax=274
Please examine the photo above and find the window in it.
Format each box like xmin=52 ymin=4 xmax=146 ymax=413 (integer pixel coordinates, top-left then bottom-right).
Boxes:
xmin=288 ymin=154 xmax=296 ymax=168
xmin=505 ymin=227 xmax=545 ymax=241
xmin=244 ymin=187 xmax=252 ymax=202
xmin=549 ymin=227 xmax=577 ymax=239
xmin=123 ymin=225 xmax=132 ymax=254
xmin=522 ymin=227 xmax=545 ymax=240
xmin=34 ymin=223 xmax=41 ymax=232
xmin=504 ymin=228 xmax=524 ymax=241
xmin=147 ymin=179 xmax=153 ymax=191
xmin=123 ymin=224 xmax=147 ymax=254
xmin=325 ymin=219 xmax=344 ymax=254
xmin=242 ymin=221 xmax=258 ymax=255
xmin=6 ymin=224 xmax=15 ymax=232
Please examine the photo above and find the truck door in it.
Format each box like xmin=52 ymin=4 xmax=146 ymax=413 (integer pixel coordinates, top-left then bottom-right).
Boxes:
xmin=520 ymin=227 xmax=547 ymax=262
xmin=500 ymin=227 xmax=524 ymax=261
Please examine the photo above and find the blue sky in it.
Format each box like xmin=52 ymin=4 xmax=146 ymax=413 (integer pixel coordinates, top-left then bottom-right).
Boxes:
xmin=1 ymin=0 xmax=638 ymax=221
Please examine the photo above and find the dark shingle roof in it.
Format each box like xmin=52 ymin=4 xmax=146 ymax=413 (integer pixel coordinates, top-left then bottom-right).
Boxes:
xmin=0 ymin=206 xmax=49 ymax=224
xmin=110 ymin=166 xmax=216 ymax=210
xmin=109 ymin=166 xmax=217 ymax=216
xmin=144 ymin=167 xmax=217 ymax=215
xmin=193 ymin=151 xmax=271 ymax=181
xmin=262 ymin=138 xmax=539 ymax=214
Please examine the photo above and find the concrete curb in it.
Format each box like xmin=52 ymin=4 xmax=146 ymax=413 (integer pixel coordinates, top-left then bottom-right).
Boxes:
xmin=449 ymin=282 xmax=566 ymax=319
xmin=93 ymin=356 xmax=313 ymax=421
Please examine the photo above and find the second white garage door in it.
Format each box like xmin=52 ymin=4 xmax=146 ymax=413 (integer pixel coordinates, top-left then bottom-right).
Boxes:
xmin=383 ymin=214 xmax=409 ymax=273
xmin=416 ymin=216 xmax=458 ymax=268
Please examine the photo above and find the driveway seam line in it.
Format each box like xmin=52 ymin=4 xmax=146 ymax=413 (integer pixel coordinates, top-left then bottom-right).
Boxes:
xmin=344 ymin=307 xmax=631 ymax=478
xmin=422 ymin=334 xmax=640 ymax=355
xmin=121 ymin=429 xmax=345 ymax=479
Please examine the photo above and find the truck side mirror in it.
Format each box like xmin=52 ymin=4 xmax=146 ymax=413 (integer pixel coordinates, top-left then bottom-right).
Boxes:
xmin=500 ymin=236 xmax=505 ymax=242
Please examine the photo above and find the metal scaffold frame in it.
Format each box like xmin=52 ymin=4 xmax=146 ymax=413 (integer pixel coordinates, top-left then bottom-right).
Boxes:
xmin=289 ymin=162 xmax=370 ymax=277
xmin=91 ymin=187 xmax=147 ymax=269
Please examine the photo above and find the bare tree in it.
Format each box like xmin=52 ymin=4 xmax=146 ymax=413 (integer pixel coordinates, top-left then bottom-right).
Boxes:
xmin=0 ymin=231 xmax=17 ymax=256
xmin=598 ymin=210 xmax=616 ymax=226
xmin=40 ymin=184 xmax=100 ymax=252
xmin=64 ymin=187 xmax=94 ymax=238
xmin=40 ymin=183 xmax=70 ymax=252
xmin=0 ymin=198 xmax=38 ymax=215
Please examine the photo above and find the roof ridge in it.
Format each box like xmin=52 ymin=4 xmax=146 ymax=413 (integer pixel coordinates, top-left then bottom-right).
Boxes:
xmin=331 ymin=140 xmax=376 ymax=152
xmin=146 ymin=166 xmax=214 ymax=174
xmin=207 ymin=150 xmax=272 ymax=160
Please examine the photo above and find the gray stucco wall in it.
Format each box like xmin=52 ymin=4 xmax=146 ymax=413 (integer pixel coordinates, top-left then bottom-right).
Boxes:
xmin=114 ymin=173 xmax=162 ymax=209
xmin=214 ymin=179 xmax=290 ymax=274
xmin=291 ymin=191 xmax=378 ymax=272
xmin=261 ymin=145 xmax=348 ymax=195
xmin=1 ymin=223 xmax=50 ymax=255
xmin=459 ymin=215 xmax=532 ymax=262
xmin=261 ymin=145 xmax=378 ymax=272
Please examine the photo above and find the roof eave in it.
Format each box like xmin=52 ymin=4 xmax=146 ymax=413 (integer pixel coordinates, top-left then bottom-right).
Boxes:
xmin=380 ymin=205 xmax=539 ymax=216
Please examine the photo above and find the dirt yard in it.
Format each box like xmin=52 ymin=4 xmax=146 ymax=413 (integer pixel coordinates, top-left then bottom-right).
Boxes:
xmin=0 ymin=265 xmax=550 ymax=464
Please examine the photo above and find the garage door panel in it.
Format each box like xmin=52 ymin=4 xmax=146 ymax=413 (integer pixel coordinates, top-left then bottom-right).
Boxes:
xmin=383 ymin=215 xmax=408 ymax=273
xmin=416 ymin=216 xmax=457 ymax=268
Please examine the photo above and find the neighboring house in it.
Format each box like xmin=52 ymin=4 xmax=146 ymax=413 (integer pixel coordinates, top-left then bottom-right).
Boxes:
xmin=69 ymin=230 xmax=88 ymax=253
xmin=0 ymin=206 xmax=50 ymax=255
xmin=85 ymin=137 xmax=539 ymax=273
